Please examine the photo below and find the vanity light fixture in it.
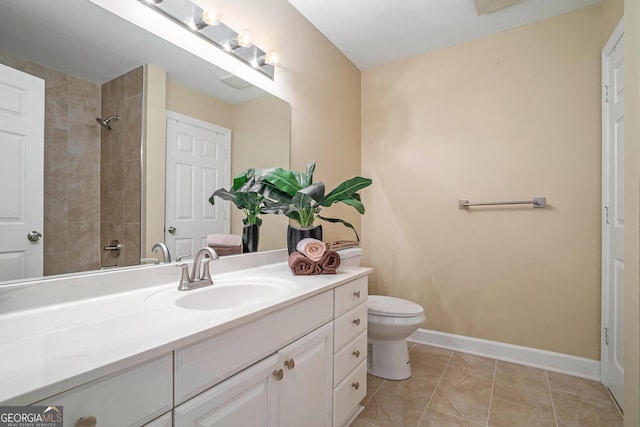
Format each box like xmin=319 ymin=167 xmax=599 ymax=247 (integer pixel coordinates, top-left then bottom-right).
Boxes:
xmin=254 ymin=49 xmax=280 ymax=68
xmin=188 ymin=7 xmax=221 ymax=31
xmin=138 ymin=0 xmax=277 ymax=80
xmin=225 ymin=29 xmax=254 ymax=51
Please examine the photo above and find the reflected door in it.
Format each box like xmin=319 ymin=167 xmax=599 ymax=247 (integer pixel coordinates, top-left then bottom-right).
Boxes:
xmin=0 ymin=63 xmax=44 ymax=282
xmin=165 ymin=111 xmax=230 ymax=260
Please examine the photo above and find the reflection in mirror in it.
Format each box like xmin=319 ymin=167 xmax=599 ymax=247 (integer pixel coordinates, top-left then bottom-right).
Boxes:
xmin=0 ymin=0 xmax=290 ymax=285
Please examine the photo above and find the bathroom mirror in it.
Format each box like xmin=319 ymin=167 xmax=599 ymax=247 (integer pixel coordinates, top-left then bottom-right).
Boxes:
xmin=0 ymin=0 xmax=290 ymax=285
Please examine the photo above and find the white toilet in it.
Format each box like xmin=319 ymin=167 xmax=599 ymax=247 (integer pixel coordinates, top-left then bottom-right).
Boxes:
xmin=337 ymin=247 xmax=426 ymax=380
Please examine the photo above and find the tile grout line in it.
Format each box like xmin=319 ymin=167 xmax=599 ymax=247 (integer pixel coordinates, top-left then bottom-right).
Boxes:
xmin=361 ymin=377 xmax=386 ymax=408
xmin=545 ymin=370 xmax=560 ymax=427
xmin=484 ymin=359 xmax=498 ymax=427
xmin=415 ymin=350 xmax=454 ymax=426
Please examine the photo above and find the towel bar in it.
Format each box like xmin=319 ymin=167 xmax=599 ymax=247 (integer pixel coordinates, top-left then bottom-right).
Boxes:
xmin=459 ymin=197 xmax=546 ymax=210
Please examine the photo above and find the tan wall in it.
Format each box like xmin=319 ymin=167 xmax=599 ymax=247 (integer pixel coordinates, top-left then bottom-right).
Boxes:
xmin=208 ymin=0 xmax=363 ymax=243
xmin=142 ymin=64 xmax=167 ymax=257
xmin=231 ymin=96 xmax=291 ymax=250
xmin=165 ymin=79 xmax=232 ymax=129
xmin=362 ymin=5 xmax=603 ymax=359
xmin=624 ymin=0 xmax=639 ymax=423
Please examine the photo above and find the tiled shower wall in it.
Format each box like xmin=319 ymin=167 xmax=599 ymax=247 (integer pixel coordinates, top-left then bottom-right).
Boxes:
xmin=1 ymin=52 xmax=144 ymax=274
xmin=0 ymin=52 xmax=101 ymax=275
xmin=100 ymin=67 xmax=143 ymax=268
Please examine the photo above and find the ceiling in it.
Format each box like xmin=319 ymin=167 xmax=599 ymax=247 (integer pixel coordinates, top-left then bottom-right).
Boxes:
xmin=0 ymin=0 xmax=266 ymax=103
xmin=287 ymin=0 xmax=603 ymax=70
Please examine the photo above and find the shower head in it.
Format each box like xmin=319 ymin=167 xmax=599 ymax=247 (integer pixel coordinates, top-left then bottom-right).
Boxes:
xmin=96 ymin=115 xmax=119 ymax=131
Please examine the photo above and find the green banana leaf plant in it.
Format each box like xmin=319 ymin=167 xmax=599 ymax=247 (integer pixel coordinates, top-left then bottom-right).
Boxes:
xmin=257 ymin=161 xmax=372 ymax=240
xmin=209 ymin=168 xmax=273 ymax=226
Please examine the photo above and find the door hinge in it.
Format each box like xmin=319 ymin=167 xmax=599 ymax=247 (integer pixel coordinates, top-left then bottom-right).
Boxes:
xmin=604 ymin=327 xmax=609 ymax=346
xmin=604 ymin=85 xmax=610 ymax=102
xmin=605 ymin=206 xmax=610 ymax=224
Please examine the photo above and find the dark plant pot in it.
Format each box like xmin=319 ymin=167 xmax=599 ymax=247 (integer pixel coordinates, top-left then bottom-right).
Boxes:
xmin=242 ymin=224 xmax=260 ymax=253
xmin=287 ymin=224 xmax=322 ymax=255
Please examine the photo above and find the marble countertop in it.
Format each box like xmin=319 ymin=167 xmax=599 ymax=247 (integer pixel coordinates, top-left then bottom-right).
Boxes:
xmin=0 ymin=253 xmax=371 ymax=405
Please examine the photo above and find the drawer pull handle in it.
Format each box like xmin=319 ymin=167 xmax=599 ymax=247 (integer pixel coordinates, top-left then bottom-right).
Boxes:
xmin=273 ymin=369 xmax=284 ymax=381
xmin=353 ymin=290 xmax=361 ymax=298
xmin=353 ymin=350 xmax=360 ymax=358
xmin=284 ymin=358 xmax=296 ymax=370
xmin=352 ymin=381 xmax=360 ymax=390
xmin=353 ymin=318 xmax=361 ymax=326
xmin=75 ymin=417 xmax=97 ymax=427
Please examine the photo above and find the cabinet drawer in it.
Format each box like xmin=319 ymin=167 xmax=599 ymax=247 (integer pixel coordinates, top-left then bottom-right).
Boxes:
xmin=334 ymin=276 xmax=367 ymax=318
xmin=334 ymin=302 xmax=367 ymax=352
xmin=333 ymin=360 xmax=367 ymax=427
xmin=333 ymin=330 xmax=367 ymax=386
xmin=36 ymin=354 xmax=172 ymax=427
xmin=175 ymin=291 xmax=333 ymax=404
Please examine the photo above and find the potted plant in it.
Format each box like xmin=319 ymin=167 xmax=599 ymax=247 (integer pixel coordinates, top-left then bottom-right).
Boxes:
xmin=257 ymin=161 xmax=372 ymax=254
xmin=209 ymin=168 xmax=270 ymax=253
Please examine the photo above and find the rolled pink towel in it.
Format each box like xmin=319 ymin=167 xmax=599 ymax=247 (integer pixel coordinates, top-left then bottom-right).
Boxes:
xmin=288 ymin=252 xmax=320 ymax=275
xmin=207 ymin=234 xmax=241 ymax=247
xmin=296 ymin=238 xmax=326 ymax=262
xmin=318 ymin=250 xmax=341 ymax=273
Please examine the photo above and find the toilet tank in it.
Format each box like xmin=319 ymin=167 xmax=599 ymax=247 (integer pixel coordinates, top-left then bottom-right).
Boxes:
xmin=337 ymin=248 xmax=362 ymax=267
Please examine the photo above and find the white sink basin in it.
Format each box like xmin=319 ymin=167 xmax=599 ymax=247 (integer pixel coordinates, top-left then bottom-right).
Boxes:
xmin=149 ymin=277 xmax=296 ymax=311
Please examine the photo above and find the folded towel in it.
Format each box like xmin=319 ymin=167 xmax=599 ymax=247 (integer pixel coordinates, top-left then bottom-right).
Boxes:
xmin=210 ymin=245 xmax=242 ymax=256
xmin=207 ymin=234 xmax=242 ymax=247
xmin=288 ymin=252 xmax=321 ymax=275
xmin=318 ymin=250 xmax=341 ymax=273
xmin=296 ymin=238 xmax=326 ymax=262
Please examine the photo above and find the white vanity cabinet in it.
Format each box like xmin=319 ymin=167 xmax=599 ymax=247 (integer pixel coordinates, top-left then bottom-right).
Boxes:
xmin=36 ymin=354 xmax=173 ymax=427
xmin=332 ymin=276 xmax=368 ymax=426
xmin=175 ymin=322 xmax=333 ymax=427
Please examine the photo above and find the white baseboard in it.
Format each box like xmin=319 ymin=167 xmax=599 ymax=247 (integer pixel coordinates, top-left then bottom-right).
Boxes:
xmin=408 ymin=328 xmax=600 ymax=381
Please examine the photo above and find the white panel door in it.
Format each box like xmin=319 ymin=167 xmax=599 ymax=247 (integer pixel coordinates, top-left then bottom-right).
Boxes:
xmin=601 ymin=21 xmax=624 ymax=409
xmin=0 ymin=63 xmax=44 ymax=282
xmin=165 ymin=111 xmax=230 ymax=260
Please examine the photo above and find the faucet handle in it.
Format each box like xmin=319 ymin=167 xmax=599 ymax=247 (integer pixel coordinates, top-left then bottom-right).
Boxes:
xmin=201 ymin=258 xmax=213 ymax=284
xmin=176 ymin=263 xmax=191 ymax=291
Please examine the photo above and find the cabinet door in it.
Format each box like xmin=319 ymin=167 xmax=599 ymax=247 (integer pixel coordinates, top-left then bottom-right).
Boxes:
xmin=174 ymin=354 xmax=280 ymax=427
xmin=278 ymin=322 xmax=333 ymax=427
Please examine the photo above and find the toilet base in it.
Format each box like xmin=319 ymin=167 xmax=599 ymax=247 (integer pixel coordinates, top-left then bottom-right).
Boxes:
xmin=367 ymin=338 xmax=411 ymax=380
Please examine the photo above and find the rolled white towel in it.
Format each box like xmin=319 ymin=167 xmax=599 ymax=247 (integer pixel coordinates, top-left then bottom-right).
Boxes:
xmin=296 ymin=238 xmax=326 ymax=262
xmin=207 ymin=234 xmax=242 ymax=247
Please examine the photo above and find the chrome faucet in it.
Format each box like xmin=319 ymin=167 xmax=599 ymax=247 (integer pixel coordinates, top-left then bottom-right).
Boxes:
xmin=177 ymin=247 xmax=219 ymax=291
xmin=152 ymin=242 xmax=171 ymax=263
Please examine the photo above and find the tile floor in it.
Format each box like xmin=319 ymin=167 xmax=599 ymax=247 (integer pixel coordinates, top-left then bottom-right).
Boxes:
xmin=352 ymin=343 xmax=623 ymax=427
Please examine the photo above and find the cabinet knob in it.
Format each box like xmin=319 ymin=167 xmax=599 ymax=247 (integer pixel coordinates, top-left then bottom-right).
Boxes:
xmin=353 ymin=290 xmax=361 ymax=298
xmin=352 ymin=381 xmax=360 ymax=390
xmin=353 ymin=350 xmax=360 ymax=358
xmin=75 ymin=416 xmax=97 ymax=427
xmin=353 ymin=318 xmax=361 ymax=326
xmin=284 ymin=358 xmax=295 ymax=370
xmin=273 ymin=369 xmax=284 ymax=381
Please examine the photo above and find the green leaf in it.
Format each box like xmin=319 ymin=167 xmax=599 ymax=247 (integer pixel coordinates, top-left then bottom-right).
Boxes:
xmin=299 ymin=182 xmax=325 ymax=204
xmin=321 ymin=177 xmax=372 ymax=206
xmin=317 ymin=215 xmax=360 ymax=241
xmin=341 ymin=197 xmax=365 ymax=214
xmin=261 ymin=167 xmax=302 ymax=196
xmin=231 ymin=168 xmax=254 ymax=191
xmin=210 ymin=188 xmax=236 ymax=206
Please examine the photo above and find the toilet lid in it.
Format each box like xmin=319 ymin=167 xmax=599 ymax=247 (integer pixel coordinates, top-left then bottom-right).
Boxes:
xmin=368 ymin=295 xmax=424 ymax=318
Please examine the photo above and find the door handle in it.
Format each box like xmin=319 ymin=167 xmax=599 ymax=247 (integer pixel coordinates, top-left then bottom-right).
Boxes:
xmin=168 ymin=226 xmax=176 ymax=234
xmin=27 ymin=231 xmax=42 ymax=242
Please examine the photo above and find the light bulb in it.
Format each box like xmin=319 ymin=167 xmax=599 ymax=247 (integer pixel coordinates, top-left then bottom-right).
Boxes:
xmin=264 ymin=50 xmax=280 ymax=66
xmin=237 ymin=29 xmax=254 ymax=48
xmin=202 ymin=8 xmax=221 ymax=26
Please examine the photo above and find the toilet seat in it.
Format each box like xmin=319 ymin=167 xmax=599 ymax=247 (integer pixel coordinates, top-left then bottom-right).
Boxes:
xmin=368 ymin=295 xmax=424 ymax=318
